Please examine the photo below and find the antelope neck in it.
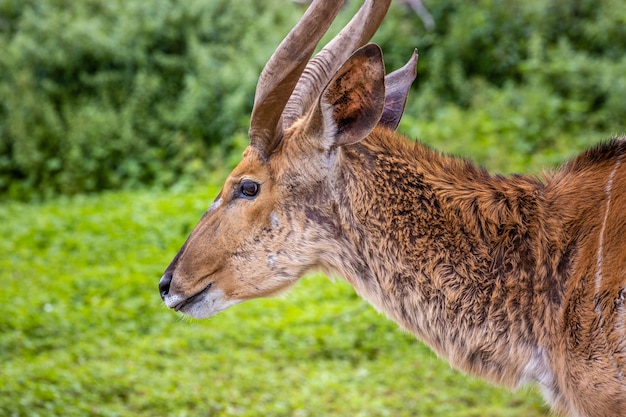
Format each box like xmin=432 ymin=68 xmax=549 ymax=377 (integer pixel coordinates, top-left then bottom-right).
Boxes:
xmin=329 ymin=127 xmax=556 ymax=388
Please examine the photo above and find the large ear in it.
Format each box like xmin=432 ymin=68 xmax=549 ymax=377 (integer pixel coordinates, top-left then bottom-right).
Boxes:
xmin=379 ymin=50 xmax=418 ymax=131
xmin=315 ymin=43 xmax=386 ymax=149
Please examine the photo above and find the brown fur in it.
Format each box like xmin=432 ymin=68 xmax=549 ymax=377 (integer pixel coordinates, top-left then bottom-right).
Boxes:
xmin=159 ymin=41 xmax=626 ymax=417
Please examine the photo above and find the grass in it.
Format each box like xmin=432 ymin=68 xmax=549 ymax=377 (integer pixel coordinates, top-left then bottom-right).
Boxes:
xmin=1 ymin=183 xmax=551 ymax=416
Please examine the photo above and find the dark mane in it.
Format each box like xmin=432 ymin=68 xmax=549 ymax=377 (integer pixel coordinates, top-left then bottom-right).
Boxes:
xmin=563 ymin=136 xmax=626 ymax=173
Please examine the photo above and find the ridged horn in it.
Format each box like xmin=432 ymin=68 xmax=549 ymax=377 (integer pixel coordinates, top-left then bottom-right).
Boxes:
xmin=248 ymin=0 xmax=345 ymax=158
xmin=282 ymin=0 xmax=392 ymax=129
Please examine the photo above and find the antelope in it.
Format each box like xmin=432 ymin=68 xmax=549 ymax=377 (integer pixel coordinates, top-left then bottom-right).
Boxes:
xmin=158 ymin=0 xmax=626 ymax=415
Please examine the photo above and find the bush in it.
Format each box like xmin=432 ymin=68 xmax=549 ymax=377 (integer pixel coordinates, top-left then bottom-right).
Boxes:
xmin=0 ymin=0 xmax=300 ymax=200
xmin=1 ymin=0 xmax=625 ymax=200
xmin=375 ymin=0 xmax=626 ymax=172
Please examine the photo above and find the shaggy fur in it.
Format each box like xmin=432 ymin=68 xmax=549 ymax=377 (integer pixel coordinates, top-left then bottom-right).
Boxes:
xmin=333 ymin=131 xmax=626 ymax=416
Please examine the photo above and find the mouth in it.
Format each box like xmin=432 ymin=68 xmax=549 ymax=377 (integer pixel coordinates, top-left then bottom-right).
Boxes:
xmin=171 ymin=282 xmax=213 ymax=312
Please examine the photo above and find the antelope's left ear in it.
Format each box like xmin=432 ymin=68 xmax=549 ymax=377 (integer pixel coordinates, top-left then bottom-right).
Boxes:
xmin=379 ymin=50 xmax=418 ymax=131
xmin=314 ymin=43 xmax=385 ymax=149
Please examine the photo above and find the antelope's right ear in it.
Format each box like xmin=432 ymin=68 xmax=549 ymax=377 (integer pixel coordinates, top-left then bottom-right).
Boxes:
xmin=311 ymin=43 xmax=386 ymax=150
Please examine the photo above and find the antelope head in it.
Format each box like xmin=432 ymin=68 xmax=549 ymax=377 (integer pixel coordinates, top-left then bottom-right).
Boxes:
xmin=159 ymin=0 xmax=417 ymax=318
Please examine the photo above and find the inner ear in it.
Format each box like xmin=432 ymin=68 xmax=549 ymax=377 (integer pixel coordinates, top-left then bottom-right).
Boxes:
xmin=317 ymin=44 xmax=386 ymax=149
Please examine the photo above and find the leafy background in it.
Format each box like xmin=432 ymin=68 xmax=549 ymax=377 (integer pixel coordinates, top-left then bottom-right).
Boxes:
xmin=1 ymin=0 xmax=625 ymax=415
xmin=2 ymin=0 xmax=625 ymax=200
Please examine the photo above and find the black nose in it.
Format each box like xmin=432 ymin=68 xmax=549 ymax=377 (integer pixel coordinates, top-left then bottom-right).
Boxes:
xmin=159 ymin=270 xmax=172 ymax=300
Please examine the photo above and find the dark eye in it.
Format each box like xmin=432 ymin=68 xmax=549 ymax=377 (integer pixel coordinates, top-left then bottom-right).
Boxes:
xmin=239 ymin=180 xmax=260 ymax=198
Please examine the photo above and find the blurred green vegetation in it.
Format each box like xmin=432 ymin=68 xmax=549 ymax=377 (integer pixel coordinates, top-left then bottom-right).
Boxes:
xmin=0 ymin=0 xmax=298 ymax=200
xmin=1 ymin=0 xmax=625 ymax=200
xmin=0 ymin=186 xmax=550 ymax=416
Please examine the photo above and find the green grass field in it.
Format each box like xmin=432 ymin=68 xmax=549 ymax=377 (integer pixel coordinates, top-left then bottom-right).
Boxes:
xmin=1 ymin=184 xmax=551 ymax=416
